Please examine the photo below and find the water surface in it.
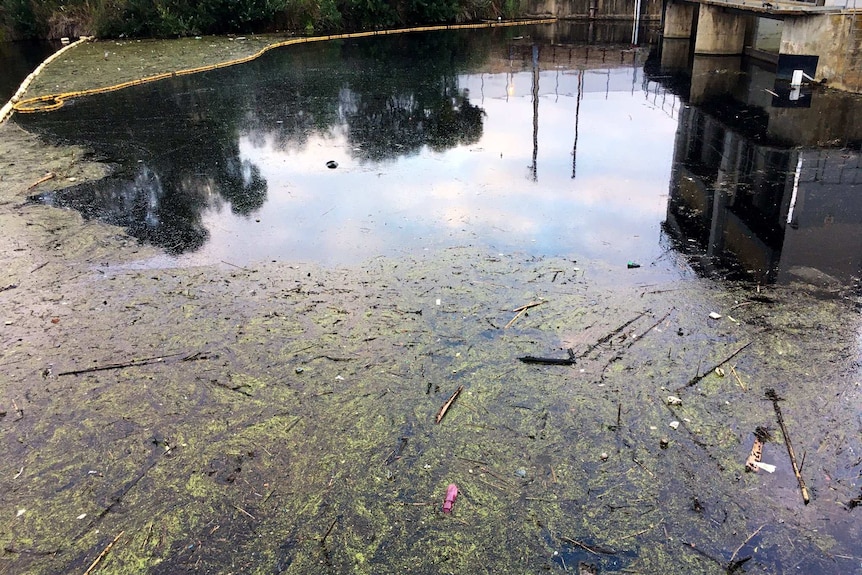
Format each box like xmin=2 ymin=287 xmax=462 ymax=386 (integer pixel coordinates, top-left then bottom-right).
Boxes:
xmin=20 ymin=25 xmax=679 ymax=276
xmin=18 ymin=23 xmax=862 ymax=288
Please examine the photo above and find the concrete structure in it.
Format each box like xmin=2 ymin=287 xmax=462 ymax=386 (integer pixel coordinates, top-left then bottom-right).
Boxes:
xmin=654 ymin=55 xmax=862 ymax=285
xmin=694 ymin=4 xmax=748 ymax=53
xmin=525 ymin=0 xmax=663 ymax=20
xmin=661 ymin=0 xmax=862 ymax=92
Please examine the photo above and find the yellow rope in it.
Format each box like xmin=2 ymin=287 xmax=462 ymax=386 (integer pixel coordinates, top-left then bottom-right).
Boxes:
xmin=11 ymin=19 xmax=556 ymax=115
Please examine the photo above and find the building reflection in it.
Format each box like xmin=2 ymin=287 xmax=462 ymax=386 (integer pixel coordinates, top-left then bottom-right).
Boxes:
xmin=653 ymin=52 xmax=862 ymax=286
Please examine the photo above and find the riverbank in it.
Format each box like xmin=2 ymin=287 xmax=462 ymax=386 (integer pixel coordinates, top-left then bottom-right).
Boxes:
xmin=2 ymin=36 xmax=862 ymax=575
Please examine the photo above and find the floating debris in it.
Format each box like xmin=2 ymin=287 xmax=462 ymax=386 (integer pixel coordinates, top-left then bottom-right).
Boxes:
xmin=442 ymin=483 xmax=458 ymax=513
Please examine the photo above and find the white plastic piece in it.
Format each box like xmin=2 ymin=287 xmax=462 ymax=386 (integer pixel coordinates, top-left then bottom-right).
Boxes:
xmin=709 ymin=312 xmax=722 ymax=319
xmin=753 ymin=461 xmax=776 ymax=473
xmin=669 ymin=421 xmax=680 ymax=430
xmin=791 ymin=69 xmax=804 ymax=87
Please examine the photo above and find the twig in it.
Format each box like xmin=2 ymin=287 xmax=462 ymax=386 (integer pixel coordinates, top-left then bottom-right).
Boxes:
xmin=518 ymin=355 xmax=575 ymax=366
xmin=730 ymin=524 xmax=765 ymax=563
xmin=561 ymin=536 xmax=616 ymax=555
xmin=12 ymin=399 xmax=22 ymax=421
xmin=58 ymin=352 xmax=190 ymax=376
xmin=635 ymin=309 xmax=673 ymax=339
xmin=611 ymin=525 xmax=656 ymax=543
xmin=479 ymin=466 xmax=517 ymax=488
xmin=577 ymin=311 xmax=650 ymax=358
xmin=680 ymin=342 xmax=751 ymax=389
xmin=140 ymin=523 xmax=153 ymax=551
xmin=30 ymin=262 xmax=48 ymax=273
xmin=631 ymin=455 xmax=655 ymax=478
xmin=513 ymin=300 xmax=545 ymax=313
xmin=220 ymin=260 xmax=253 ymax=272
xmin=82 ymin=531 xmax=124 ymax=575
xmin=504 ymin=299 xmax=546 ymax=328
xmin=320 ymin=517 xmax=338 ymax=547
xmin=729 ymin=364 xmax=746 ymax=391
xmin=504 ymin=308 xmax=527 ymax=329
xmin=766 ymin=389 xmax=810 ymax=504
xmin=678 ymin=540 xmax=725 ymax=568
xmin=27 ymin=172 xmax=56 ymax=190
xmin=435 ymin=385 xmax=463 ymax=424
xmin=232 ymin=504 xmax=256 ymax=521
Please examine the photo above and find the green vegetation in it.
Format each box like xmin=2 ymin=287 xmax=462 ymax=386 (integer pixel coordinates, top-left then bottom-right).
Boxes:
xmin=0 ymin=0 xmax=515 ymax=40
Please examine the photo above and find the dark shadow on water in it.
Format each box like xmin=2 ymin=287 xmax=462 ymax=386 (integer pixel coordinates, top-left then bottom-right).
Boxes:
xmin=0 ymin=40 xmax=61 ymax=101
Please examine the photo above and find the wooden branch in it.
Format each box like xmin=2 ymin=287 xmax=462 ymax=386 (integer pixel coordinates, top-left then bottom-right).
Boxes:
xmin=680 ymin=342 xmax=751 ymax=389
xmin=82 ymin=531 xmax=123 ymax=575
xmin=435 ymin=385 xmax=463 ymax=424
xmin=766 ymin=389 xmax=810 ymax=504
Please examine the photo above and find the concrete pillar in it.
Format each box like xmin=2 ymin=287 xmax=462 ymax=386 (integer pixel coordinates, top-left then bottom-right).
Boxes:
xmin=661 ymin=38 xmax=691 ymax=71
xmin=694 ymin=4 xmax=747 ymax=55
xmin=663 ymin=0 xmax=696 ymax=39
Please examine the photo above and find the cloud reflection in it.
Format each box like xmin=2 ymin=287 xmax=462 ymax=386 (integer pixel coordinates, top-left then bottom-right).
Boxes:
xmin=194 ymin=67 xmax=678 ymax=268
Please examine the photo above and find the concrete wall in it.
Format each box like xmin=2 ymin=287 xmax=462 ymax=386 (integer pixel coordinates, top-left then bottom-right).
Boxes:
xmin=754 ymin=18 xmax=782 ymax=52
xmin=524 ymin=0 xmax=662 ymax=20
xmin=780 ymin=13 xmax=862 ymax=92
xmin=694 ymin=4 xmax=749 ymax=54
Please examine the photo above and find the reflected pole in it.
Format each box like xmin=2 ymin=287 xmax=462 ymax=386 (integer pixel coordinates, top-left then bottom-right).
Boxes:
xmin=531 ymin=44 xmax=539 ymax=182
xmin=572 ymin=69 xmax=583 ymax=179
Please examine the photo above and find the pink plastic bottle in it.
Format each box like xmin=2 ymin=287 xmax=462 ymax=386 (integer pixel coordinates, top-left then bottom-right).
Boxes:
xmin=442 ymin=483 xmax=458 ymax=513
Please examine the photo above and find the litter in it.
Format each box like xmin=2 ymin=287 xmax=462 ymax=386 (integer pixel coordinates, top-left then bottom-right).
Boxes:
xmin=442 ymin=483 xmax=458 ymax=513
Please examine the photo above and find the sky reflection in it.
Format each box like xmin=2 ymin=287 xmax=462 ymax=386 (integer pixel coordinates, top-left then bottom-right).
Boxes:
xmin=181 ymin=65 xmax=679 ymax=270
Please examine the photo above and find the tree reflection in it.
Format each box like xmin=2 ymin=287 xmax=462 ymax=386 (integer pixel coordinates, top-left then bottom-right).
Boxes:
xmin=19 ymin=31 xmax=489 ymax=255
